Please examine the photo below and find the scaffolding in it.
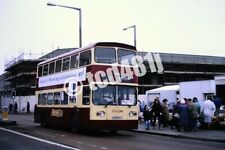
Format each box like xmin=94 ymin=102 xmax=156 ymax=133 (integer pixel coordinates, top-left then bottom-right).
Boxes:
xmin=4 ymin=52 xmax=46 ymax=71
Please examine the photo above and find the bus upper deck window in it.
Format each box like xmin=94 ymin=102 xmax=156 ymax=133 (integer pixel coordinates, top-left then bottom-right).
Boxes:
xmin=38 ymin=66 xmax=43 ymax=77
xmin=118 ymin=48 xmax=136 ymax=65
xmin=49 ymin=62 xmax=55 ymax=74
xmin=62 ymin=57 xmax=70 ymax=71
xmin=80 ymin=50 xmax=91 ymax=67
xmin=70 ymin=55 xmax=78 ymax=69
xmin=43 ymin=64 xmax=49 ymax=76
xmin=94 ymin=47 xmax=116 ymax=64
xmin=55 ymin=59 xmax=62 ymax=73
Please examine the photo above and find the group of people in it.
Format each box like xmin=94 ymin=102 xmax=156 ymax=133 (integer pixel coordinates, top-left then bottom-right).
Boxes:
xmin=139 ymin=95 xmax=222 ymax=132
xmin=8 ymin=101 xmax=30 ymax=114
xmin=170 ymin=97 xmax=200 ymax=132
xmin=142 ymin=97 xmax=170 ymax=130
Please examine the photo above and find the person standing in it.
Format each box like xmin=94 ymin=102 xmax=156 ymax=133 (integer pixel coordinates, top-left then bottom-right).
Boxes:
xmin=9 ymin=103 xmax=13 ymax=113
xmin=188 ymin=98 xmax=201 ymax=132
xmin=151 ymin=98 xmax=163 ymax=130
xmin=177 ymin=99 xmax=189 ymax=132
xmin=143 ymin=105 xmax=151 ymax=130
xmin=26 ymin=102 xmax=30 ymax=114
xmin=171 ymin=99 xmax=180 ymax=129
xmin=161 ymin=99 xmax=170 ymax=127
xmin=213 ymin=96 xmax=222 ymax=117
xmin=14 ymin=102 xmax=18 ymax=114
xmin=201 ymin=96 xmax=216 ymax=129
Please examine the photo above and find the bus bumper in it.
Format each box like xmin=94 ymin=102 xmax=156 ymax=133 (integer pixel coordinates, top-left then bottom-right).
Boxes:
xmin=88 ymin=120 xmax=138 ymax=130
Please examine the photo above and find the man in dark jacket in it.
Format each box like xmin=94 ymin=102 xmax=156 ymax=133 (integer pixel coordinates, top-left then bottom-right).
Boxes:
xmin=14 ymin=102 xmax=18 ymax=114
xmin=151 ymin=98 xmax=163 ymax=130
xmin=27 ymin=102 xmax=30 ymax=114
xmin=188 ymin=98 xmax=200 ymax=131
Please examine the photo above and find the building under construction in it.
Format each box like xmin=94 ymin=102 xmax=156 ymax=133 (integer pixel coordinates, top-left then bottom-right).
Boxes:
xmin=0 ymin=48 xmax=225 ymax=112
xmin=0 ymin=48 xmax=74 ymax=112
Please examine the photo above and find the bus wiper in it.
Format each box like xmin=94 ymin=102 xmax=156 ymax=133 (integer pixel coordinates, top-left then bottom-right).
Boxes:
xmin=104 ymin=101 xmax=112 ymax=108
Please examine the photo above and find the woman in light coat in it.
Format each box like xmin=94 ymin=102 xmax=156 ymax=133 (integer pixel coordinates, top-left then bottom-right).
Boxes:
xmin=201 ymin=96 xmax=216 ymax=129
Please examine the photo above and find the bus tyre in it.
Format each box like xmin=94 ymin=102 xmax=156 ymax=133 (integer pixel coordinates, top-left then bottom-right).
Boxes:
xmin=41 ymin=118 xmax=47 ymax=128
xmin=110 ymin=129 xmax=118 ymax=134
xmin=71 ymin=116 xmax=79 ymax=132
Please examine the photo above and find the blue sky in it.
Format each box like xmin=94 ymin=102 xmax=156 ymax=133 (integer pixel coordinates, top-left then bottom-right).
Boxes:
xmin=0 ymin=0 xmax=225 ymax=73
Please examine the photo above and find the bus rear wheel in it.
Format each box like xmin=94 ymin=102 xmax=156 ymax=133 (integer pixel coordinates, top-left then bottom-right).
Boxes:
xmin=41 ymin=118 xmax=47 ymax=128
xmin=70 ymin=117 xmax=79 ymax=132
xmin=110 ymin=129 xmax=118 ymax=134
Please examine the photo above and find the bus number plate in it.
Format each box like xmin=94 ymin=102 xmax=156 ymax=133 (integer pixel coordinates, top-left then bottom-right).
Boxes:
xmin=112 ymin=116 xmax=123 ymax=120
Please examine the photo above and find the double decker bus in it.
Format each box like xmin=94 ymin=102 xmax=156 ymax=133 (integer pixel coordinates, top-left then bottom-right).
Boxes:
xmin=34 ymin=42 xmax=138 ymax=133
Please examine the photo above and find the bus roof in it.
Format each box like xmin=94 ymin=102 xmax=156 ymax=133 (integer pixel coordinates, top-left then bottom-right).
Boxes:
xmin=38 ymin=42 xmax=136 ymax=66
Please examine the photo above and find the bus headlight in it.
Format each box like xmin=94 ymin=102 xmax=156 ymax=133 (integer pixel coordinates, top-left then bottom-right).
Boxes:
xmin=129 ymin=111 xmax=137 ymax=117
xmin=96 ymin=111 xmax=105 ymax=117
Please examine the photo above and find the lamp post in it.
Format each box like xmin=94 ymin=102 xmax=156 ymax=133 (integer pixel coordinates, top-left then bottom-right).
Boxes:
xmin=123 ymin=25 xmax=136 ymax=47
xmin=47 ymin=2 xmax=82 ymax=48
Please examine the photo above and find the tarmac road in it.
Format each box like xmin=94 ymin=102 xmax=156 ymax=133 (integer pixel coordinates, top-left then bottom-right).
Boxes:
xmin=1 ymin=123 xmax=225 ymax=150
xmin=0 ymin=127 xmax=78 ymax=150
xmin=1 ymin=114 xmax=225 ymax=150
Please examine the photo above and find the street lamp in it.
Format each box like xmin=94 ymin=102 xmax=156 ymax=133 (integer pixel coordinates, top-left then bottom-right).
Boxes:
xmin=123 ymin=25 xmax=136 ymax=48
xmin=47 ymin=2 xmax=82 ymax=48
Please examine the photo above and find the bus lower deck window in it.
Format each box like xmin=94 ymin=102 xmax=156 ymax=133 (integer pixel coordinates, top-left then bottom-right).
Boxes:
xmin=83 ymin=86 xmax=90 ymax=105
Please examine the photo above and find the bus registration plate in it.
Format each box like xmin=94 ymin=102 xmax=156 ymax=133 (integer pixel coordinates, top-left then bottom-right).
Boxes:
xmin=112 ymin=116 xmax=123 ymax=120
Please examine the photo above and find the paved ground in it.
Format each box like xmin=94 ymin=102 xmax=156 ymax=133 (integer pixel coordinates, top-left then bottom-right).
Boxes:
xmin=136 ymin=122 xmax=225 ymax=143
xmin=1 ymin=114 xmax=225 ymax=150
xmin=1 ymin=114 xmax=225 ymax=143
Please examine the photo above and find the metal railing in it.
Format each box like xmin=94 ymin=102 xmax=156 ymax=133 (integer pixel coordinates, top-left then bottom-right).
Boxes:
xmin=4 ymin=52 xmax=46 ymax=70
